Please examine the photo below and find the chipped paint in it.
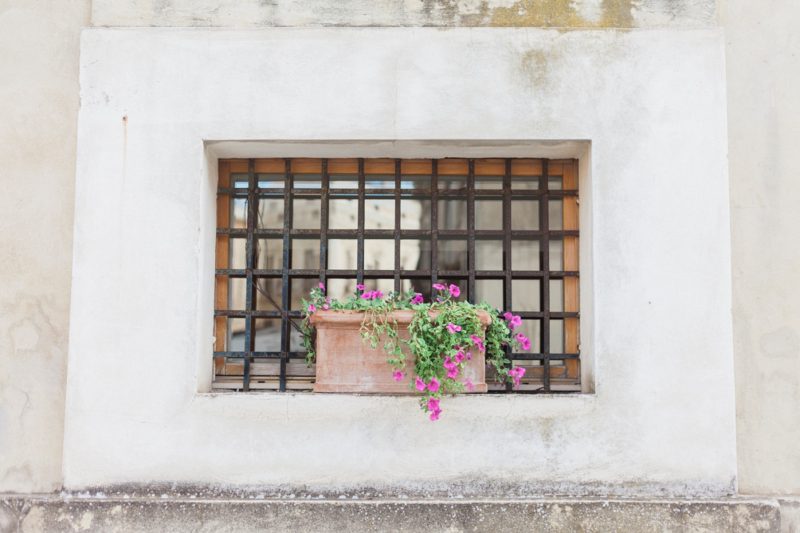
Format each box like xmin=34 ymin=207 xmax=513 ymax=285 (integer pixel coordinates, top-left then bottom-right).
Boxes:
xmin=490 ymin=0 xmax=634 ymax=28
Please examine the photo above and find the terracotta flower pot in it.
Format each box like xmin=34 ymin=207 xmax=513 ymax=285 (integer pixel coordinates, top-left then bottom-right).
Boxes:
xmin=310 ymin=309 xmax=490 ymax=394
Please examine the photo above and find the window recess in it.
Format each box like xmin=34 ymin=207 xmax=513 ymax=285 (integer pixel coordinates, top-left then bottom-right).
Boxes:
xmin=213 ymin=158 xmax=580 ymax=393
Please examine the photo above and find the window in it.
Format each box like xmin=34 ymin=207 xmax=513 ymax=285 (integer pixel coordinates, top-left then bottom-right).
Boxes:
xmin=213 ymin=158 xmax=580 ymax=392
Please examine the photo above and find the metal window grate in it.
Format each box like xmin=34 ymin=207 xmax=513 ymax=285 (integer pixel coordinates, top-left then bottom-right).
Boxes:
xmin=213 ymin=158 xmax=580 ymax=392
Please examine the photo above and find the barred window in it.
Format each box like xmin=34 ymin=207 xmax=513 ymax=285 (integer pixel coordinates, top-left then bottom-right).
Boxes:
xmin=213 ymin=158 xmax=580 ymax=392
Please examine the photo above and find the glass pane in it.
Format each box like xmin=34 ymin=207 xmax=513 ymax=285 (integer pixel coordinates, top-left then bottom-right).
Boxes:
xmin=327 ymin=278 xmax=358 ymax=300
xmin=439 ymin=239 xmax=468 ymax=271
xmin=401 ymin=175 xmax=431 ymax=191
xmin=475 ymin=279 xmax=504 ymax=309
xmin=291 ymin=239 xmax=319 ymax=269
xmin=475 ymin=176 xmax=503 ymax=189
xmin=229 ymin=238 xmax=247 ymax=269
xmin=232 ymin=198 xmax=248 ymax=229
xmin=548 ymin=199 xmax=563 ymax=230
xmin=512 ymin=240 xmax=540 ymax=271
xmin=257 ymin=174 xmax=284 ymax=189
xmin=365 ymin=199 xmax=394 ymax=230
xmin=550 ymin=319 xmax=564 ymax=353
xmin=401 ymin=278 xmax=432 ymax=301
xmin=439 ymin=175 xmax=466 ymax=190
xmin=511 ymin=200 xmax=539 ymax=230
xmin=400 ymin=199 xmax=431 ymax=230
xmin=254 ymin=278 xmax=281 ymax=312
xmin=227 ymin=318 xmax=246 ymax=352
xmin=515 ymin=320 xmax=540 ymax=353
xmin=511 ymin=280 xmax=540 ymax=312
xmin=438 ymin=200 xmax=467 ymax=230
xmin=475 ymin=200 xmax=503 ymax=230
xmin=228 ymin=277 xmax=247 ymax=310
xmin=328 ymin=240 xmax=357 ymax=270
xmin=363 ymin=278 xmax=395 ymax=293
xmin=254 ymin=319 xmax=282 ymax=351
xmin=256 ymin=239 xmax=283 ymax=269
xmin=293 ymin=176 xmax=321 ymax=189
xmin=291 ymin=278 xmax=317 ymax=310
xmin=293 ymin=199 xmax=320 ymax=229
xmin=475 ymin=240 xmax=503 ymax=270
xmin=549 ymin=239 xmax=563 ymax=271
xmin=329 ymin=199 xmax=358 ymax=230
xmin=549 ymin=279 xmax=564 ymax=312
xmin=330 ymin=175 xmax=358 ymax=188
xmin=548 ymin=177 xmax=563 ymax=190
xmin=290 ymin=320 xmax=306 ymax=352
xmin=512 ymin=178 xmax=538 ymax=190
xmin=400 ymin=239 xmax=431 ymax=271
xmin=365 ymin=176 xmax=394 ymax=188
xmin=257 ymin=198 xmax=284 ymax=229
xmin=363 ymin=239 xmax=394 ymax=270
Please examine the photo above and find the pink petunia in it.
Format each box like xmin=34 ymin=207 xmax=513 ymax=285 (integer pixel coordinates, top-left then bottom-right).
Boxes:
xmin=410 ymin=293 xmax=424 ymax=305
xmin=392 ymin=371 xmax=405 ymax=382
xmin=448 ymin=284 xmax=461 ymax=298
xmin=515 ymin=333 xmax=531 ymax=351
xmin=443 ymin=356 xmax=456 ymax=371
xmin=454 ymin=350 xmax=465 ymax=363
xmin=446 ymin=367 xmax=459 ymax=379
xmin=432 ymin=283 xmax=446 ymax=291
xmin=322 ymin=303 xmax=330 ymax=310
xmin=318 ymin=282 xmax=326 ymax=291
xmin=446 ymin=323 xmax=462 ymax=334
xmin=360 ymin=291 xmax=372 ymax=300
xmin=503 ymin=311 xmax=513 ymax=322
xmin=470 ymin=334 xmax=485 ymax=352
xmin=415 ymin=377 xmax=426 ymax=391
xmin=308 ymin=304 xmax=316 ymax=313
xmin=427 ymin=397 xmax=440 ymax=412
xmin=428 ymin=377 xmax=440 ymax=392
xmin=429 ymin=408 xmax=442 ymax=421
xmin=509 ymin=366 xmax=527 ymax=388
xmin=374 ymin=290 xmax=384 ymax=299
xmin=466 ymin=351 xmax=473 ymax=360
xmin=464 ymin=378 xmax=475 ymax=392
xmin=356 ymin=284 xmax=365 ymax=291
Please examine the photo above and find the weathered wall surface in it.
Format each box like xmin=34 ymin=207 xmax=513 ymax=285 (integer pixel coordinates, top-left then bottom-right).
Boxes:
xmin=90 ymin=0 xmax=716 ymax=28
xmin=723 ymin=0 xmax=800 ymax=495
xmin=0 ymin=0 xmax=89 ymax=493
xmin=63 ymin=27 xmax=735 ymax=495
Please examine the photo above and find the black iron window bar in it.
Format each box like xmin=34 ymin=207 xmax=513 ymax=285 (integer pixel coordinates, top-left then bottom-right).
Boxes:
xmin=214 ymin=158 xmax=580 ymax=392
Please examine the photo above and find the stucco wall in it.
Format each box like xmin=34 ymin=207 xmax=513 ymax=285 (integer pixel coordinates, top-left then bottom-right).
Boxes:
xmin=723 ymin=0 xmax=800 ymax=495
xmin=62 ymin=26 xmax=735 ymax=495
xmin=0 ymin=0 xmax=89 ymax=493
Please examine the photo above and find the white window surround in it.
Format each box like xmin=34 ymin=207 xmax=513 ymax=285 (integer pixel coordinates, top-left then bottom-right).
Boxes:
xmin=64 ymin=27 xmax=735 ymax=495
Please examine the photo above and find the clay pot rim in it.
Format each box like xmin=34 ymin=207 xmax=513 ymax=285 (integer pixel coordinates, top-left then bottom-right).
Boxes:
xmin=309 ymin=308 xmax=493 ymax=327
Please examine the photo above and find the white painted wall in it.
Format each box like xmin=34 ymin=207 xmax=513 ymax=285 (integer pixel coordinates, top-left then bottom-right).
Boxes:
xmin=723 ymin=0 xmax=800 ymax=495
xmin=0 ymin=0 xmax=89 ymax=493
xmin=63 ymin=27 xmax=736 ymax=495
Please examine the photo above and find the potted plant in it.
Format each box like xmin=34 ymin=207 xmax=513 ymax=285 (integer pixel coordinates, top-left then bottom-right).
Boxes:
xmin=301 ymin=283 xmax=530 ymax=421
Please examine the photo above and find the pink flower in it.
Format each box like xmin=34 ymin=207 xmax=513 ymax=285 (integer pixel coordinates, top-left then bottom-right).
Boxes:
xmin=360 ymin=291 xmax=372 ymax=300
xmin=415 ymin=377 xmax=426 ymax=391
xmin=356 ymin=284 xmax=365 ymax=291
xmin=322 ymin=303 xmax=330 ymax=310
xmin=318 ymin=282 xmax=325 ymax=291
xmin=466 ymin=351 xmax=472 ymax=360
xmin=428 ymin=377 xmax=440 ymax=392
xmin=446 ymin=323 xmax=462 ymax=334
xmin=454 ymin=350 xmax=465 ymax=363
xmin=448 ymin=284 xmax=461 ymax=298
xmin=443 ymin=356 xmax=456 ymax=371
xmin=392 ymin=371 xmax=404 ymax=382
xmin=515 ymin=333 xmax=531 ymax=351
xmin=446 ymin=367 xmax=459 ymax=379
xmin=374 ymin=290 xmax=384 ymax=299
xmin=470 ymin=334 xmax=485 ymax=352
xmin=427 ymin=397 xmax=442 ymax=421
xmin=464 ymin=378 xmax=475 ymax=392
xmin=411 ymin=293 xmax=424 ymax=305
xmin=307 ymin=304 xmax=316 ymax=313
xmin=504 ymin=312 xmax=522 ymax=330
xmin=433 ymin=283 xmax=446 ymax=291
xmin=509 ymin=366 xmax=527 ymax=388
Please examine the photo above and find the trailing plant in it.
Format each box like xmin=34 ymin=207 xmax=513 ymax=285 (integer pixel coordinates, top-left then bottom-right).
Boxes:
xmin=301 ymin=283 xmax=529 ymax=421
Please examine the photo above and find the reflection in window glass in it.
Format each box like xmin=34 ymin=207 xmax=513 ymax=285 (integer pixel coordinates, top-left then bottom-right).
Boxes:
xmin=293 ymin=199 xmax=320 ymax=229
xmin=257 ymin=198 xmax=284 ymax=229
xmin=511 ymin=280 xmax=541 ymax=312
xmin=328 ymin=240 xmax=357 ymax=270
xmin=363 ymin=240 xmax=394 ymax=270
xmin=475 ymin=200 xmax=503 ymax=230
xmin=548 ymin=199 xmax=563 ymax=230
xmin=439 ymin=239 xmax=467 ymax=271
xmin=329 ymin=199 xmax=358 ymax=229
xmin=400 ymin=239 xmax=431 ymax=271
xmin=365 ymin=199 xmax=394 ymax=230
xmin=511 ymin=200 xmax=539 ymax=230
xmin=438 ymin=200 xmax=467 ymax=230
xmin=400 ymin=199 xmax=430 ymax=230
xmin=512 ymin=240 xmax=540 ymax=271
xmin=475 ymin=279 xmax=504 ymax=309
xmin=550 ymin=279 xmax=564 ymax=312
xmin=291 ymin=239 xmax=319 ymax=269
xmin=550 ymin=319 xmax=564 ymax=353
xmin=475 ymin=241 xmax=503 ymax=270
xmin=253 ymin=319 xmax=282 ymax=351
xmin=549 ymin=239 xmax=563 ymax=271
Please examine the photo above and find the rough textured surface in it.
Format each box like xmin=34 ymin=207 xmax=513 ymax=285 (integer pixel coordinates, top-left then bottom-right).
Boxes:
xmin=780 ymin=498 xmax=800 ymax=533
xmin=90 ymin=0 xmax=717 ymax=28
xmin=0 ymin=495 xmax=782 ymax=533
xmin=723 ymin=0 xmax=800 ymax=495
xmin=64 ymin=27 xmax=734 ymax=494
xmin=0 ymin=0 xmax=90 ymax=493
